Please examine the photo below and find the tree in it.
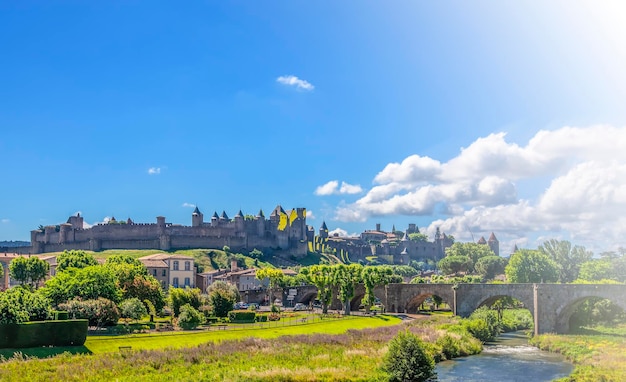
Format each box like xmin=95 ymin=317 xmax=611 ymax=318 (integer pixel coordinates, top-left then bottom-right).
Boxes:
xmin=578 ymin=259 xmax=615 ymax=282
xmin=475 ymin=256 xmax=507 ymax=279
xmin=332 ymin=263 xmax=363 ymax=315
xmin=41 ymin=265 xmax=122 ymax=305
xmin=177 ymin=303 xmax=205 ymax=330
xmin=119 ymin=297 xmax=147 ymax=322
xmin=361 ymin=266 xmax=393 ymax=312
xmin=383 ymin=330 xmax=436 ymax=382
xmin=504 ymin=249 xmax=558 ymax=283
xmin=57 ymin=250 xmax=98 ymax=272
xmin=539 ymin=239 xmax=592 ymax=283
xmin=408 ymin=233 xmax=428 ymax=242
xmin=9 ymin=256 xmax=50 ymax=287
xmin=124 ymin=275 xmax=166 ymax=312
xmin=437 ymin=255 xmax=472 ymax=275
xmin=206 ymin=281 xmax=239 ymax=318
xmin=444 ymin=242 xmax=495 ymax=272
xmin=0 ymin=287 xmax=51 ymax=322
xmin=168 ymin=287 xmax=202 ymax=317
xmin=255 ymin=268 xmax=284 ymax=305
xmin=300 ymin=265 xmax=334 ymax=314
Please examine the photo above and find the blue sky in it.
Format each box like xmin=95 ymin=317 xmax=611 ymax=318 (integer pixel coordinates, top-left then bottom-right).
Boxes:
xmin=2 ymin=1 xmax=626 ymax=254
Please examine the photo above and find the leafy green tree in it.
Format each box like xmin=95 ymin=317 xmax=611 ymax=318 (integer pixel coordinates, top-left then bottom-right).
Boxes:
xmin=57 ymin=250 xmax=98 ymax=272
xmin=361 ymin=266 xmax=393 ymax=312
xmin=475 ymin=256 xmax=507 ymax=279
xmin=177 ymin=303 xmax=205 ymax=330
xmin=539 ymin=239 xmax=592 ymax=283
xmin=124 ymin=275 xmax=166 ymax=312
xmin=408 ymin=233 xmax=428 ymax=242
xmin=168 ymin=287 xmax=202 ymax=317
xmin=505 ymin=249 xmax=558 ymax=283
xmin=578 ymin=259 xmax=615 ymax=282
xmin=438 ymin=255 xmax=472 ymax=275
xmin=105 ymin=254 xmax=144 ymax=267
xmin=390 ymin=265 xmax=420 ymax=278
xmin=332 ymin=263 xmax=363 ymax=315
xmin=119 ymin=297 xmax=147 ymax=322
xmin=383 ymin=329 xmax=435 ymax=382
xmin=249 ymin=248 xmax=264 ymax=259
xmin=206 ymin=281 xmax=239 ymax=318
xmin=445 ymin=242 xmax=495 ymax=272
xmin=0 ymin=287 xmax=51 ymax=322
xmin=300 ymin=265 xmax=334 ymax=314
xmin=255 ymin=268 xmax=284 ymax=305
xmin=41 ymin=265 xmax=122 ymax=305
xmin=9 ymin=256 xmax=49 ymax=287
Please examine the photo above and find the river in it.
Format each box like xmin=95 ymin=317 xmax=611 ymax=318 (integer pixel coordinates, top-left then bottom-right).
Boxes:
xmin=435 ymin=331 xmax=573 ymax=382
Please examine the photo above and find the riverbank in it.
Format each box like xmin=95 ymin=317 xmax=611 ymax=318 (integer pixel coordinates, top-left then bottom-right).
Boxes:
xmin=530 ymin=324 xmax=626 ymax=382
xmin=0 ymin=315 xmax=481 ymax=381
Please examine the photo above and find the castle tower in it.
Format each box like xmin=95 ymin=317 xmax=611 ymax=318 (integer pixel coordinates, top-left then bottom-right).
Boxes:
xmin=67 ymin=213 xmax=84 ymax=230
xmin=477 ymin=236 xmax=487 ymax=245
xmin=192 ymin=206 xmax=204 ymax=227
xmin=487 ymin=232 xmax=499 ymax=256
xmin=256 ymin=209 xmax=265 ymax=236
xmin=319 ymin=221 xmax=329 ymax=239
xmin=234 ymin=210 xmax=244 ymax=230
xmin=211 ymin=212 xmax=219 ymax=227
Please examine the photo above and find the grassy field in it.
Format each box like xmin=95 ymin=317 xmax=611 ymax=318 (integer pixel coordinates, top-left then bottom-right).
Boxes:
xmin=0 ymin=315 xmax=482 ymax=381
xmin=530 ymin=324 xmax=626 ymax=382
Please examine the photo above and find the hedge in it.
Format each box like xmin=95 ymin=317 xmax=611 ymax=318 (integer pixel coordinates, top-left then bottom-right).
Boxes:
xmin=228 ymin=310 xmax=256 ymax=323
xmin=0 ymin=320 xmax=88 ymax=348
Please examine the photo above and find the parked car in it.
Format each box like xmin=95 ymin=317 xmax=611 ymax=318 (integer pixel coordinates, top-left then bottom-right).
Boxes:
xmin=233 ymin=302 xmax=249 ymax=310
xmin=293 ymin=303 xmax=307 ymax=311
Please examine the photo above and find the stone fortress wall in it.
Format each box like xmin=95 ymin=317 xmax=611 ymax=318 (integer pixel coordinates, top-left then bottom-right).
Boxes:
xmin=30 ymin=205 xmax=308 ymax=256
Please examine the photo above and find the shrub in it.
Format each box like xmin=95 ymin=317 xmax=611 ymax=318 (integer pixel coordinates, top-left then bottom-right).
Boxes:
xmin=119 ymin=298 xmax=147 ymax=322
xmin=465 ymin=306 xmax=500 ymax=342
xmin=227 ymin=310 xmax=256 ymax=323
xmin=268 ymin=313 xmax=281 ymax=321
xmin=270 ymin=304 xmax=280 ymax=313
xmin=0 ymin=320 xmax=88 ymax=348
xmin=168 ymin=287 xmax=202 ymax=317
xmin=436 ymin=333 xmax=461 ymax=360
xmin=59 ymin=298 xmax=120 ymax=327
xmin=256 ymin=314 xmax=268 ymax=322
xmin=53 ymin=310 xmax=69 ymax=320
xmin=383 ymin=329 xmax=436 ymax=382
xmin=177 ymin=304 xmax=205 ymax=330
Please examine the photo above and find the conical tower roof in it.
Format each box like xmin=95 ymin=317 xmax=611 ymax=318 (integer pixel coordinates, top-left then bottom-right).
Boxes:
xmin=193 ymin=206 xmax=201 ymax=214
xmin=488 ymin=232 xmax=498 ymax=242
xmin=257 ymin=209 xmax=265 ymax=218
xmin=477 ymin=236 xmax=487 ymax=244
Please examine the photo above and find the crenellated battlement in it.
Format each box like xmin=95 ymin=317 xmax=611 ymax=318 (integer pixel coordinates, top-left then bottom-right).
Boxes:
xmin=30 ymin=205 xmax=308 ymax=256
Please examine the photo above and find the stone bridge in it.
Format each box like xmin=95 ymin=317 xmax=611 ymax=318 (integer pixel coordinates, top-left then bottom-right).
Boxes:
xmin=284 ymin=283 xmax=626 ymax=335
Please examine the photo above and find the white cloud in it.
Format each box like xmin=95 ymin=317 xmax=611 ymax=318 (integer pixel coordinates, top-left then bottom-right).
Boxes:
xmin=315 ymin=180 xmax=363 ymax=196
xmin=276 ymin=75 xmax=314 ymax=91
xmin=1 ymin=219 xmax=9 ymax=224
xmin=315 ymin=180 xmax=339 ymax=196
xmin=328 ymin=227 xmax=358 ymax=238
xmin=182 ymin=203 xmax=196 ymax=208
xmin=306 ymin=210 xmax=316 ymax=219
xmin=148 ymin=167 xmax=161 ymax=175
xmin=334 ymin=125 xmax=626 ymax=252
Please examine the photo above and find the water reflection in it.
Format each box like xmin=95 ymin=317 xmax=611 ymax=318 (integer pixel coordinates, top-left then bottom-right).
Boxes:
xmin=435 ymin=332 xmax=573 ymax=382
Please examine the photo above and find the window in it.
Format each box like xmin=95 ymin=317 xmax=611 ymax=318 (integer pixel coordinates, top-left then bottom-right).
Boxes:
xmin=152 ymin=269 xmax=157 ymax=276
xmin=162 ymin=269 xmax=167 ymax=277
xmin=161 ymin=281 xmax=166 ymax=289
xmin=184 ymin=277 xmax=190 ymax=287
xmin=173 ymin=260 xmax=179 ymax=271
xmin=185 ymin=261 xmax=191 ymax=271
xmin=173 ymin=277 xmax=179 ymax=288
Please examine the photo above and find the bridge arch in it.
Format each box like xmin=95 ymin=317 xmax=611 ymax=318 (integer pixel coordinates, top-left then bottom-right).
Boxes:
xmin=552 ymin=290 xmax=626 ymax=333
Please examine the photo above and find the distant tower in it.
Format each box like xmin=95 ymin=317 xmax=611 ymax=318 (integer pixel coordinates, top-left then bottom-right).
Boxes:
xmin=192 ymin=206 xmax=204 ymax=227
xmin=319 ymin=221 xmax=329 ymax=239
xmin=487 ymin=232 xmax=500 ymax=256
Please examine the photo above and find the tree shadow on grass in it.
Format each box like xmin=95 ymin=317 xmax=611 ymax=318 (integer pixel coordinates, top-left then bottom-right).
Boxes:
xmin=0 ymin=345 xmax=91 ymax=361
xmin=570 ymin=326 xmax=626 ymax=338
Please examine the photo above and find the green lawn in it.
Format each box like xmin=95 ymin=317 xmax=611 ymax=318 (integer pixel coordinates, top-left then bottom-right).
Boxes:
xmin=0 ymin=315 xmax=401 ymax=359
xmin=84 ymin=315 xmax=400 ymax=354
